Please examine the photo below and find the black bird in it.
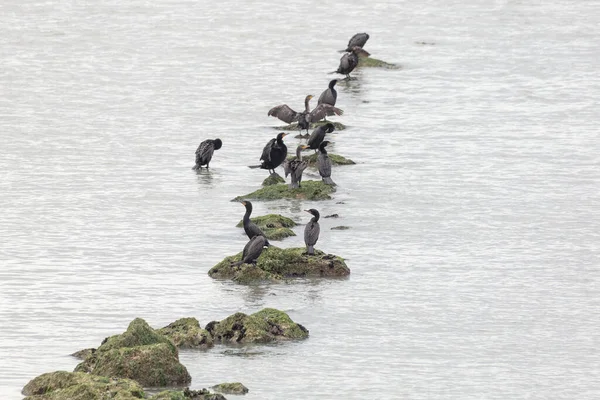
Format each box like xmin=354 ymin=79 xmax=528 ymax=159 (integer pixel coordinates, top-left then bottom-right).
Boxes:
xmin=260 ymin=132 xmax=288 ymax=174
xmin=304 ymin=209 xmax=320 ymax=256
xmin=192 ymin=138 xmax=222 ymax=169
xmin=339 ymin=33 xmax=370 ymax=52
xmin=317 ymin=141 xmax=336 ymax=186
xmin=283 ymin=145 xmax=309 ymax=189
xmin=307 ymin=123 xmax=335 ymax=152
xmin=234 ymin=235 xmax=269 ymax=266
xmin=318 ymin=80 xmax=338 ymax=107
xmin=268 ymin=95 xmax=343 ymax=135
xmin=240 ymin=200 xmax=265 ymax=240
xmin=336 ymin=46 xmax=370 ymax=79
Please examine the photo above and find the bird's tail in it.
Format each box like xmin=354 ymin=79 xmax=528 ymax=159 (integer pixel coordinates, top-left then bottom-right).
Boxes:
xmin=337 ymin=49 xmax=348 ymax=53
xmin=307 ymin=245 xmax=314 ymax=255
xmin=322 ymin=177 xmax=336 ymax=186
xmin=191 ymin=165 xmax=200 ymax=170
xmin=328 ymin=71 xmax=338 ymax=75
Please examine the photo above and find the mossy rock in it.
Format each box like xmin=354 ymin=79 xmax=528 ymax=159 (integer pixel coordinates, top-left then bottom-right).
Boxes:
xmin=150 ymin=388 xmax=226 ymax=400
xmin=158 ymin=318 xmax=214 ymax=350
xmin=205 ymin=308 xmax=308 ymax=344
xmin=22 ymin=371 xmax=145 ymax=400
xmin=208 ymin=246 xmax=350 ymax=283
xmin=70 ymin=348 xmax=95 ymax=361
xmin=212 ymin=382 xmax=249 ymax=395
xmin=299 ymin=152 xmax=356 ymax=167
xmin=276 ymin=121 xmax=346 ymax=131
xmin=358 ymin=55 xmax=401 ymax=69
xmin=74 ymin=318 xmax=190 ymax=387
xmin=233 ymin=180 xmax=334 ymax=201
xmin=236 ymin=214 xmax=296 ymax=241
xmin=262 ymin=174 xmax=285 ymax=186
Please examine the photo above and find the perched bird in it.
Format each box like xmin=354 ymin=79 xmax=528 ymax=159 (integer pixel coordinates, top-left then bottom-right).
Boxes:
xmin=240 ymin=200 xmax=265 ymax=240
xmin=307 ymin=123 xmax=335 ymax=152
xmin=318 ymin=80 xmax=338 ymax=107
xmin=304 ymin=209 xmax=321 ymax=256
xmin=317 ymin=141 xmax=336 ymax=186
xmin=192 ymin=138 xmax=222 ymax=169
xmin=268 ymin=95 xmax=343 ymax=135
xmin=336 ymin=46 xmax=370 ymax=79
xmin=283 ymin=145 xmax=309 ymax=189
xmin=234 ymin=235 xmax=268 ymax=266
xmin=339 ymin=33 xmax=370 ymax=53
xmin=259 ymin=132 xmax=288 ymax=174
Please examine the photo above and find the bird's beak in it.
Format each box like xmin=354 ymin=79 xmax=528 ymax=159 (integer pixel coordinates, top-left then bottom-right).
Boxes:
xmin=240 ymin=201 xmax=246 ymax=206
xmin=304 ymin=209 xmax=311 ymax=213
xmin=301 ymin=145 xmax=309 ymax=150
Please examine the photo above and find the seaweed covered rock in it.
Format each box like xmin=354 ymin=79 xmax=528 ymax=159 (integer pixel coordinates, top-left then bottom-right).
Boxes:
xmin=233 ymin=180 xmax=334 ymax=201
xmin=212 ymin=382 xmax=249 ymax=395
xmin=357 ymin=55 xmax=401 ymax=69
xmin=158 ymin=318 xmax=214 ymax=350
xmin=74 ymin=318 xmax=191 ymax=387
xmin=236 ymin=214 xmax=296 ymax=240
xmin=208 ymin=246 xmax=350 ymax=283
xmin=301 ymin=152 xmax=355 ymax=167
xmin=262 ymin=174 xmax=285 ymax=186
xmin=70 ymin=348 xmax=95 ymax=361
xmin=276 ymin=120 xmax=346 ymax=131
xmin=205 ymin=308 xmax=308 ymax=344
xmin=150 ymin=388 xmax=226 ymax=400
xmin=22 ymin=371 xmax=145 ymax=400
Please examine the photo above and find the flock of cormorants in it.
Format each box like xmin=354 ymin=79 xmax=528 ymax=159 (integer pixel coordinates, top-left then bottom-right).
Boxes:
xmin=192 ymin=33 xmax=371 ymax=265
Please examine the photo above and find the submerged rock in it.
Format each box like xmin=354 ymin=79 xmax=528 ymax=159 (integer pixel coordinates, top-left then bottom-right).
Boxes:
xmin=209 ymin=246 xmax=350 ymax=283
xmin=358 ymin=55 xmax=401 ymax=69
xmin=233 ymin=180 xmax=334 ymax=201
xmin=74 ymin=318 xmax=191 ymax=387
xmin=212 ymin=382 xmax=249 ymax=395
xmin=331 ymin=226 xmax=351 ymax=230
xmin=22 ymin=371 xmax=145 ymax=400
xmin=236 ymin=214 xmax=296 ymax=241
xmin=205 ymin=308 xmax=308 ymax=344
xmin=275 ymin=120 xmax=346 ymax=131
xmin=158 ymin=317 xmax=214 ymax=350
xmin=262 ymin=173 xmax=285 ymax=186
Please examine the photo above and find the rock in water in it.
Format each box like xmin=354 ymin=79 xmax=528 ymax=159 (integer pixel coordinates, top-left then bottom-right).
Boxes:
xmin=158 ymin=317 xmax=214 ymax=349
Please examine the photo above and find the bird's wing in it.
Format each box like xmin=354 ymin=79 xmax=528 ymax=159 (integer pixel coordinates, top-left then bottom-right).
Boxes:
xmin=260 ymin=138 xmax=276 ymax=162
xmin=304 ymin=221 xmax=320 ymax=246
xmin=318 ymin=154 xmax=332 ymax=178
xmin=268 ymin=104 xmax=299 ymax=124
xmin=338 ymin=53 xmax=351 ymax=72
xmin=294 ymin=161 xmax=308 ymax=179
xmin=348 ymin=33 xmax=369 ymax=49
xmin=308 ymin=105 xmax=344 ymax=122
xmin=283 ymin=158 xmax=293 ymax=178
xmin=317 ymin=89 xmax=328 ymax=105
xmin=195 ymin=140 xmax=215 ymax=161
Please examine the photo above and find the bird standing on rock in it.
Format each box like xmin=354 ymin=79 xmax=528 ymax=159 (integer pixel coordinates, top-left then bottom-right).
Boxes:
xmin=336 ymin=46 xmax=370 ymax=79
xmin=304 ymin=209 xmax=320 ymax=256
xmin=240 ymin=200 xmax=265 ymax=240
xmin=339 ymin=33 xmax=370 ymax=52
xmin=284 ymin=145 xmax=309 ymax=189
xmin=234 ymin=235 xmax=269 ymax=266
xmin=259 ymin=132 xmax=288 ymax=174
xmin=192 ymin=138 xmax=222 ymax=169
xmin=317 ymin=141 xmax=336 ymax=186
xmin=268 ymin=95 xmax=343 ymax=135
xmin=307 ymin=123 xmax=335 ymax=152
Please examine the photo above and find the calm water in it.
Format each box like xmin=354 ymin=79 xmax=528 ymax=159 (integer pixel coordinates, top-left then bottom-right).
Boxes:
xmin=1 ymin=0 xmax=599 ymax=399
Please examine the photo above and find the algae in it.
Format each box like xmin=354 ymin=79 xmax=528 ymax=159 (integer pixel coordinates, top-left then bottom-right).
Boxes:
xmin=235 ymin=214 xmax=296 ymax=241
xmin=211 ymin=382 xmax=249 ymax=395
xmin=262 ymin=174 xmax=285 ymax=186
xmin=158 ymin=318 xmax=214 ymax=350
xmin=300 ymin=152 xmax=356 ymax=167
xmin=22 ymin=371 xmax=145 ymax=400
xmin=357 ymin=55 xmax=401 ymax=69
xmin=70 ymin=348 xmax=95 ymax=361
xmin=96 ymin=318 xmax=176 ymax=355
xmin=233 ymin=180 xmax=334 ymax=201
xmin=150 ymin=388 xmax=226 ymax=400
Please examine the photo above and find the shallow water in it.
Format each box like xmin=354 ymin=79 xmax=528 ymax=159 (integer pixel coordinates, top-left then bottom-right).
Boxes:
xmin=1 ymin=0 xmax=599 ymax=399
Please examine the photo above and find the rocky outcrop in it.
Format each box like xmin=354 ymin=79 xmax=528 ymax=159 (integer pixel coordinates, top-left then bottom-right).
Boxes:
xmin=150 ymin=388 xmax=226 ymax=400
xmin=232 ymin=180 xmax=335 ymax=201
xmin=235 ymin=214 xmax=296 ymax=240
xmin=212 ymin=382 xmax=249 ymax=395
xmin=158 ymin=317 xmax=213 ymax=350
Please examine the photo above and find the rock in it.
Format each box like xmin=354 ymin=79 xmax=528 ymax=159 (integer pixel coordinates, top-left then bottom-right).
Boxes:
xmin=70 ymin=348 xmax=95 ymax=361
xmin=275 ymin=120 xmax=346 ymax=131
xmin=22 ymin=371 xmax=145 ymax=400
xmin=331 ymin=226 xmax=351 ymax=230
xmin=262 ymin=173 xmax=285 ymax=186
xmin=158 ymin=317 xmax=214 ymax=350
xmin=151 ymin=388 xmax=226 ymax=400
xmin=235 ymin=214 xmax=296 ymax=241
xmin=74 ymin=318 xmax=191 ymax=387
xmin=212 ymin=382 xmax=249 ymax=395
xmin=357 ymin=55 xmax=401 ymax=69
xmin=324 ymin=214 xmax=339 ymax=218
xmin=293 ymin=152 xmax=355 ymax=167
xmin=232 ymin=180 xmax=335 ymax=201
xmin=205 ymin=308 xmax=308 ymax=344
xmin=208 ymin=246 xmax=350 ymax=283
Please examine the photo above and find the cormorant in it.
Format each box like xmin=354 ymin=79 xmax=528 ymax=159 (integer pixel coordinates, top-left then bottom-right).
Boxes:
xmin=307 ymin=123 xmax=335 ymax=152
xmin=304 ymin=209 xmax=320 ymax=256
xmin=234 ymin=235 xmax=268 ymax=266
xmin=240 ymin=200 xmax=265 ymax=240
xmin=192 ymin=138 xmax=222 ymax=169
xmin=339 ymin=33 xmax=370 ymax=53
xmin=283 ymin=145 xmax=309 ymax=189
xmin=318 ymin=80 xmax=338 ymax=107
xmin=268 ymin=95 xmax=343 ymax=134
xmin=260 ymin=132 xmax=288 ymax=174
xmin=317 ymin=141 xmax=336 ymax=186
xmin=336 ymin=46 xmax=370 ymax=79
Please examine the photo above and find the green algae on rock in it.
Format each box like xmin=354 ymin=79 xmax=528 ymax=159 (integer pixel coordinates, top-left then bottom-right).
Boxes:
xmin=74 ymin=318 xmax=191 ymax=387
xmin=158 ymin=318 xmax=214 ymax=350
xmin=357 ymin=55 xmax=401 ymax=69
xmin=235 ymin=214 xmax=296 ymax=240
xmin=70 ymin=348 xmax=95 ymax=361
xmin=261 ymin=173 xmax=285 ymax=186
xmin=233 ymin=180 xmax=334 ymax=201
xmin=212 ymin=382 xmax=249 ymax=395
xmin=275 ymin=120 xmax=346 ymax=131
xmin=300 ymin=152 xmax=356 ymax=167
xmin=150 ymin=388 xmax=226 ymax=400
xmin=22 ymin=371 xmax=145 ymax=400
xmin=208 ymin=246 xmax=350 ymax=283
xmin=205 ymin=308 xmax=308 ymax=344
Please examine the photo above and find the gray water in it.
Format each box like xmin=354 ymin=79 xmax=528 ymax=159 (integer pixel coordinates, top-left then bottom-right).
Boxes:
xmin=1 ymin=0 xmax=599 ymax=399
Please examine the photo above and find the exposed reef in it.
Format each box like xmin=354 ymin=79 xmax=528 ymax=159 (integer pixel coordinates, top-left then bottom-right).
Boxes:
xmin=300 ymin=152 xmax=355 ymax=167
xmin=261 ymin=173 xmax=285 ymax=186
xmin=212 ymin=382 xmax=249 ymax=395
xmin=233 ymin=180 xmax=335 ymax=201
xmin=358 ymin=55 xmax=401 ymax=69
xmin=236 ymin=214 xmax=296 ymax=240
xmin=158 ymin=317 xmax=214 ymax=350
